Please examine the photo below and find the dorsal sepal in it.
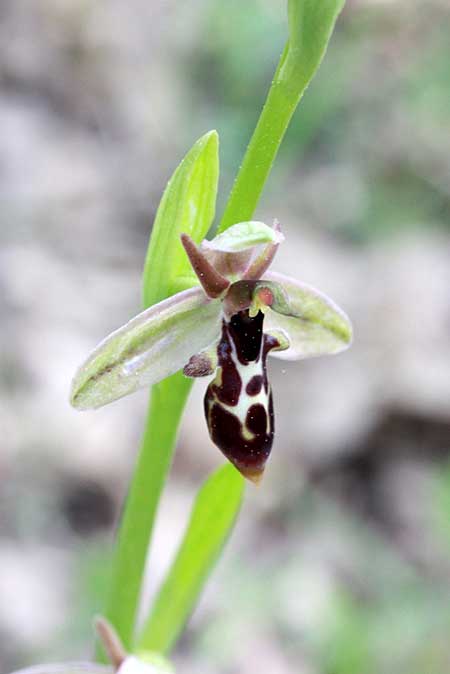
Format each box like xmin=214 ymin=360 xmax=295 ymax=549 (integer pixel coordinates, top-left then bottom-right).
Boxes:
xmin=180 ymin=233 xmax=230 ymax=298
xmin=244 ymin=220 xmax=283 ymax=281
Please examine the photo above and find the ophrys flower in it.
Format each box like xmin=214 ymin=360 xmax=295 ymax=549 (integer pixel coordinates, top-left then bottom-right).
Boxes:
xmin=71 ymin=221 xmax=352 ymax=483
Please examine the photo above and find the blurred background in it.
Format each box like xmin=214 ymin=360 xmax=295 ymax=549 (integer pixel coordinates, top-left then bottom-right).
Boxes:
xmin=1 ymin=0 xmax=450 ymax=672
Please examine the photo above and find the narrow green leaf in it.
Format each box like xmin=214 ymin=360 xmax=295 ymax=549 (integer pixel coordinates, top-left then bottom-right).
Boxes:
xmin=219 ymin=0 xmax=346 ymax=232
xmin=287 ymin=0 xmax=346 ymax=78
xmin=136 ymin=464 xmax=245 ymax=654
xmin=143 ymin=130 xmax=219 ymax=308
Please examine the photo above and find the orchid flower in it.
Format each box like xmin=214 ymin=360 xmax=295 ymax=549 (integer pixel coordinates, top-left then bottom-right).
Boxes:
xmin=71 ymin=221 xmax=352 ymax=483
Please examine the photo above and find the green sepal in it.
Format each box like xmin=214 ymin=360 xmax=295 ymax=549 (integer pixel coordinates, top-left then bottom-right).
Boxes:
xmin=203 ymin=221 xmax=283 ymax=253
xmin=136 ymin=464 xmax=244 ymax=654
xmin=264 ymin=271 xmax=352 ymax=359
xmin=142 ymin=131 xmax=219 ymax=309
xmin=70 ymin=289 xmax=221 ymax=410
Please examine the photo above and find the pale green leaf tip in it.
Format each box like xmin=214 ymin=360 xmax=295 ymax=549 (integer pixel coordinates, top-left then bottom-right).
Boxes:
xmin=187 ymin=130 xmax=218 ymax=175
xmin=184 ymin=130 xmax=218 ymax=159
xmin=142 ymin=128 xmax=219 ymax=308
xmin=204 ymin=128 xmax=218 ymax=141
xmin=196 ymin=129 xmax=219 ymax=151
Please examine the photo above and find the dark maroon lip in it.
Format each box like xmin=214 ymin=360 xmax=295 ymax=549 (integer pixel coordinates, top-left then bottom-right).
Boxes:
xmin=228 ymin=310 xmax=264 ymax=364
xmin=203 ymin=308 xmax=282 ymax=482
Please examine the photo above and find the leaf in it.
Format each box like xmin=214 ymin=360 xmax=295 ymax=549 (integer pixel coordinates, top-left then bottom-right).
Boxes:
xmin=142 ymin=131 xmax=219 ymax=309
xmin=136 ymin=464 xmax=245 ymax=654
xmin=263 ymin=271 xmax=352 ymax=359
xmin=70 ymin=288 xmax=221 ymax=410
xmin=219 ymin=0 xmax=346 ymax=231
xmin=286 ymin=0 xmax=347 ymax=80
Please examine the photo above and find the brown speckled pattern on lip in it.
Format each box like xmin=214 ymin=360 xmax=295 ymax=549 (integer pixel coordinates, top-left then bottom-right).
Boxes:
xmin=204 ymin=310 xmax=279 ymax=481
xmin=245 ymin=374 xmax=263 ymax=396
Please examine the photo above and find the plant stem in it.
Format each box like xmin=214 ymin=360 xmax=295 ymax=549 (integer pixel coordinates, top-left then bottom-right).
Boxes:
xmin=100 ymin=374 xmax=192 ymax=655
xmin=218 ymin=49 xmax=307 ymax=233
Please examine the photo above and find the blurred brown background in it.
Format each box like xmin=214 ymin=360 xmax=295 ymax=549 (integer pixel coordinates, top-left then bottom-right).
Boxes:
xmin=1 ymin=1 xmax=450 ymax=672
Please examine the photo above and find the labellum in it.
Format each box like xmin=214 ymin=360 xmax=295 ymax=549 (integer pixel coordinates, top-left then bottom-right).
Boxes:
xmin=71 ymin=221 xmax=352 ymax=483
xmin=202 ymin=310 xmax=280 ymax=483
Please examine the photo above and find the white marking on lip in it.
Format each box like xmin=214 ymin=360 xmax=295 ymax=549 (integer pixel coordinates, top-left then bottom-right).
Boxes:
xmin=207 ymin=318 xmax=272 ymax=438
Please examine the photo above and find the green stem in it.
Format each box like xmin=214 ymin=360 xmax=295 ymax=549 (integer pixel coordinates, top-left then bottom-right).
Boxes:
xmin=100 ymin=374 xmax=192 ymax=655
xmin=218 ymin=50 xmax=309 ymax=233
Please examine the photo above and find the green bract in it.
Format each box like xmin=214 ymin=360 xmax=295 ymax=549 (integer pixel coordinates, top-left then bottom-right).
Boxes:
xmin=142 ymin=130 xmax=219 ymax=308
xmin=137 ymin=463 xmax=244 ymax=654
